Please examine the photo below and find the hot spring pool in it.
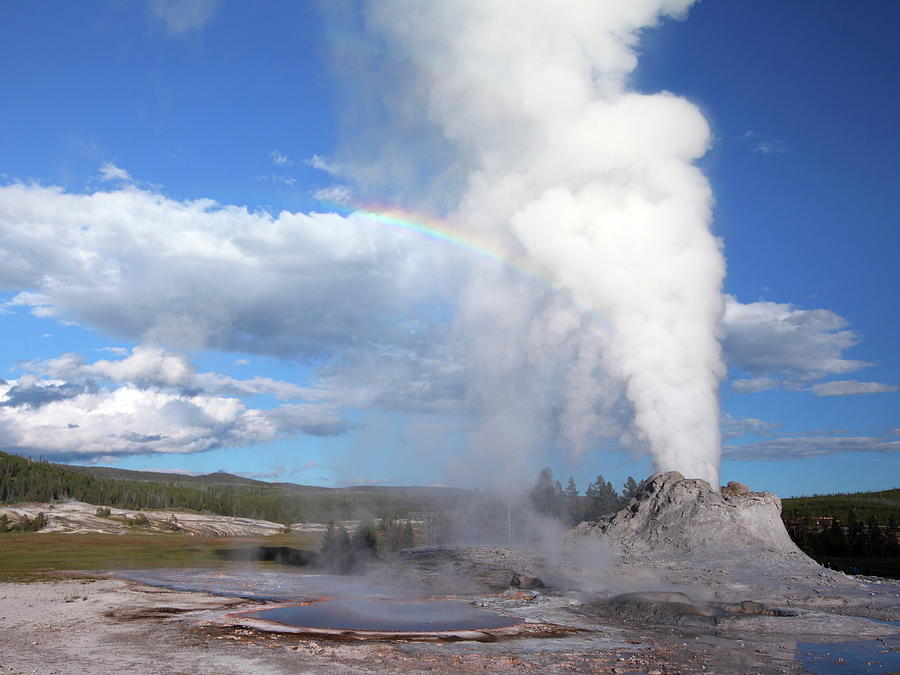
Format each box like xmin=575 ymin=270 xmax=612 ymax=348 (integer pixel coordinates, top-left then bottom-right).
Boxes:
xmin=242 ymin=597 xmax=521 ymax=632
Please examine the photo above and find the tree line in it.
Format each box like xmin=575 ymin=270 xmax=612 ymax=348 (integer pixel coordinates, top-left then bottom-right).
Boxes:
xmin=318 ymin=517 xmax=416 ymax=573
xmin=781 ymin=489 xmax=900 ymax=527
xmin=529 ymin=467 xmax=641 ymax=526
xmin=0 ymin=450 xmax=463 ymax=526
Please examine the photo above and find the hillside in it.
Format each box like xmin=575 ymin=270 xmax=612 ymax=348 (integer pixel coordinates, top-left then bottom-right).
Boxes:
xmin=0 ymin=451 xmax=467 ymax=524
xmin=782 ymin=488 xmax=900 ymax=525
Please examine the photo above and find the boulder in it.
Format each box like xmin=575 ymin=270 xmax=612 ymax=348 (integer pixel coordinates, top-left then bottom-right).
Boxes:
xmin=509 ymin=573 xmax=545 ymax=589
xmin=721 ymin=481 xmax=750 ymax=496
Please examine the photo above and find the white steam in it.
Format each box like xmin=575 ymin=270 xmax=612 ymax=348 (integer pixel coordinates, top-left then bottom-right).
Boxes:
xmin=365 ymin=0 xmax=725 ymax=485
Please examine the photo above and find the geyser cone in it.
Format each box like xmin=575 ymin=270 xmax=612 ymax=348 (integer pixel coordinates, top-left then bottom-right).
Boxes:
xmin=574 ymin=472 xmax=812 ymax=562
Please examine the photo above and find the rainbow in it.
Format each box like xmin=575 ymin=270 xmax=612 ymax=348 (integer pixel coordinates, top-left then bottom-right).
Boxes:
xmin=317 ymin=198 xmax=603 ymax=321
xmin=319 ymin=199 xmax=542 ymax=280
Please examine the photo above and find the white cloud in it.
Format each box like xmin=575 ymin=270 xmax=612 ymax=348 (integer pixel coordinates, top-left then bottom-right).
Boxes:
xmin=725 ymin=435 xmax=900 ymax=461
xmin=27 ymin=346 xmax=325 ymax=402
xmin=0 ymin=379 xmax=346 ymax=460
xmin=256 ymin=173 xmax=296 ymax=185
xmin=270 ymin=150 xmax=291 ymax=166
xmin=720 ymin=411 xmax=778 ymax=439
xmin=235 ymin=359 xmax=249 ymax=366
xmin=0 ymin=380 xmax=348 ymax=462
xmin=0 ymin=182 xmax=452 ymax=361
xmin=304 ymin=154 xmax=342 ymax=176
xmin=98 ymin=162 xmax=131 ymax=182
xmin=721 ymin=295 xmax=870 ymax=384
xmin=731 ymin=377 xmax=779 ymax=393
xmin=150 ymin=0 xmax=219 ymax=36
xmin=0 ymin=347 xmax=352 ymax=461
xmin=740 ymin=130 xmax=789 ymax=155
xmin=97 ymin=346 xmax=130 ymax=356
xmin=312 ymin=185 xmax=353 ymax=205
xmin=809 ymin=380 xmax=898 ymax=397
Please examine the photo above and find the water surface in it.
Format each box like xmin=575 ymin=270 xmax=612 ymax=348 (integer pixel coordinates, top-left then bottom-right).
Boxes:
xmin=245 ymin=598 xmax=521 ymax=632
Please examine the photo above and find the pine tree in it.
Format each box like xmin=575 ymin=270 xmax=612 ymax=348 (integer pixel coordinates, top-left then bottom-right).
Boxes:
xmin=351 ymin=518 xmax=378 ymax=560
xmin=320 ymin=521 xmax=353 ymax=573
xmin=564 ymin=476 xmax=580 ymax=526
xmin=584 ymin=475 xmax=620 ymax=521
xmin=621 ymin=476 xmax=640 ymax=503
xmin=530 ymin=467 xmax=556 ymax=517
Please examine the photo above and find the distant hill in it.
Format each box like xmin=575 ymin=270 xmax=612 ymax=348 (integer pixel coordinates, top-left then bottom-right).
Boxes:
xmin=0 ymin=450 xmax=468 ymax=524
xmin=66 ymin=464 xmax=277 ymax=488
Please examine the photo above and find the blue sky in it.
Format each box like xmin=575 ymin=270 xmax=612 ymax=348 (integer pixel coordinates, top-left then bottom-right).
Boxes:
xmin=0 ymin=1 xmax=896 ymax=497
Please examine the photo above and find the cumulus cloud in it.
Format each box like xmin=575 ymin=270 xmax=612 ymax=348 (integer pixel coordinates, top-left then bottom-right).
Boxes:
xmin=0 ymin=348 xmax=350 ymax=460
xmin=0 ymin=377 xmax=92 ymax=408
xmin=721 ymin=295 xmax=870 ymax=384
xmin=150 ymin=0 xmax=219 ymax=36
xmin=0 ymin=379 xmax=346 ymax=460
xmin=27 ymin=346 xmax=325 ymax=402
xmin=312 ymin=185 xmax=353 ymax=205
xmin=0 ymin=183 xmax=454 ymax=361
xmin=724 ymin=435 xmax=900 ymax=461
xmin=98 ymin=163 xmax=131 ymax=182
xmin=809 ymin=380 xmax=898 ymax=397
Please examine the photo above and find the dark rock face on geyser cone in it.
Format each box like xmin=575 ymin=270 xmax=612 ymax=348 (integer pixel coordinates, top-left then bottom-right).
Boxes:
xmin=573 ymin=471 xmax=811 ymax=563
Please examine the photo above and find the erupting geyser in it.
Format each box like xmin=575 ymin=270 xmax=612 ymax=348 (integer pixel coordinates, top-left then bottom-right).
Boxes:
xmin=365 ymin=0 xmax=726 ymax=485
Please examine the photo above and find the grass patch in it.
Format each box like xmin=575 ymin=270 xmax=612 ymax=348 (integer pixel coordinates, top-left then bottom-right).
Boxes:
xmin=0 ymin=532 xmax=321 ymax=574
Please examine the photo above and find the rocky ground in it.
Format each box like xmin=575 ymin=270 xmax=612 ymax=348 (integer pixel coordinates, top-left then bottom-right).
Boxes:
xmin=1 ymin=473 xmax=898 ymax=673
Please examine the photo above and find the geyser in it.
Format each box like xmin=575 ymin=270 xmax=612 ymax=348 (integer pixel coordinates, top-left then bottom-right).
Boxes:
xmin=364 ymin=0 xmax=725 ymax=485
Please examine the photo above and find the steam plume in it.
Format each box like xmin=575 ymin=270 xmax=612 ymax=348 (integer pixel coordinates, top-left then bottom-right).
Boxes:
xmin=363 ymin=1 xmax=725 ymax=485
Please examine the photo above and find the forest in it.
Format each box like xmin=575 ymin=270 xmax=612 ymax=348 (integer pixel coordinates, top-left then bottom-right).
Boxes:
xmin=0 ymin=450 xmax=465 ymax=525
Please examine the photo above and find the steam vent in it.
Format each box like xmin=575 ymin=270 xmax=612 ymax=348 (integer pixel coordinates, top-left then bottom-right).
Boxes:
xmin=574 ymin=471 xmax=811 ymax=562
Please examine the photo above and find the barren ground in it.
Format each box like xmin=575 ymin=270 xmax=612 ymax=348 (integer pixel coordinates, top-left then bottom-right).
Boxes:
xmin=1 ymin=553 xmax=898 ymax=674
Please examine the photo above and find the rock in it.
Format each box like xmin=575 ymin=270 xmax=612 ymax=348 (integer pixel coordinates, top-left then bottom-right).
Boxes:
xmin=577 ymin=590 xmax=719 ymax=627
xmin=509 ymin=573 xmax=545 ymax=589
xmin=721 ymin=481 xmax=750 ymax=496
xmin=572 ymin=471 xmax=812 ymax=562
